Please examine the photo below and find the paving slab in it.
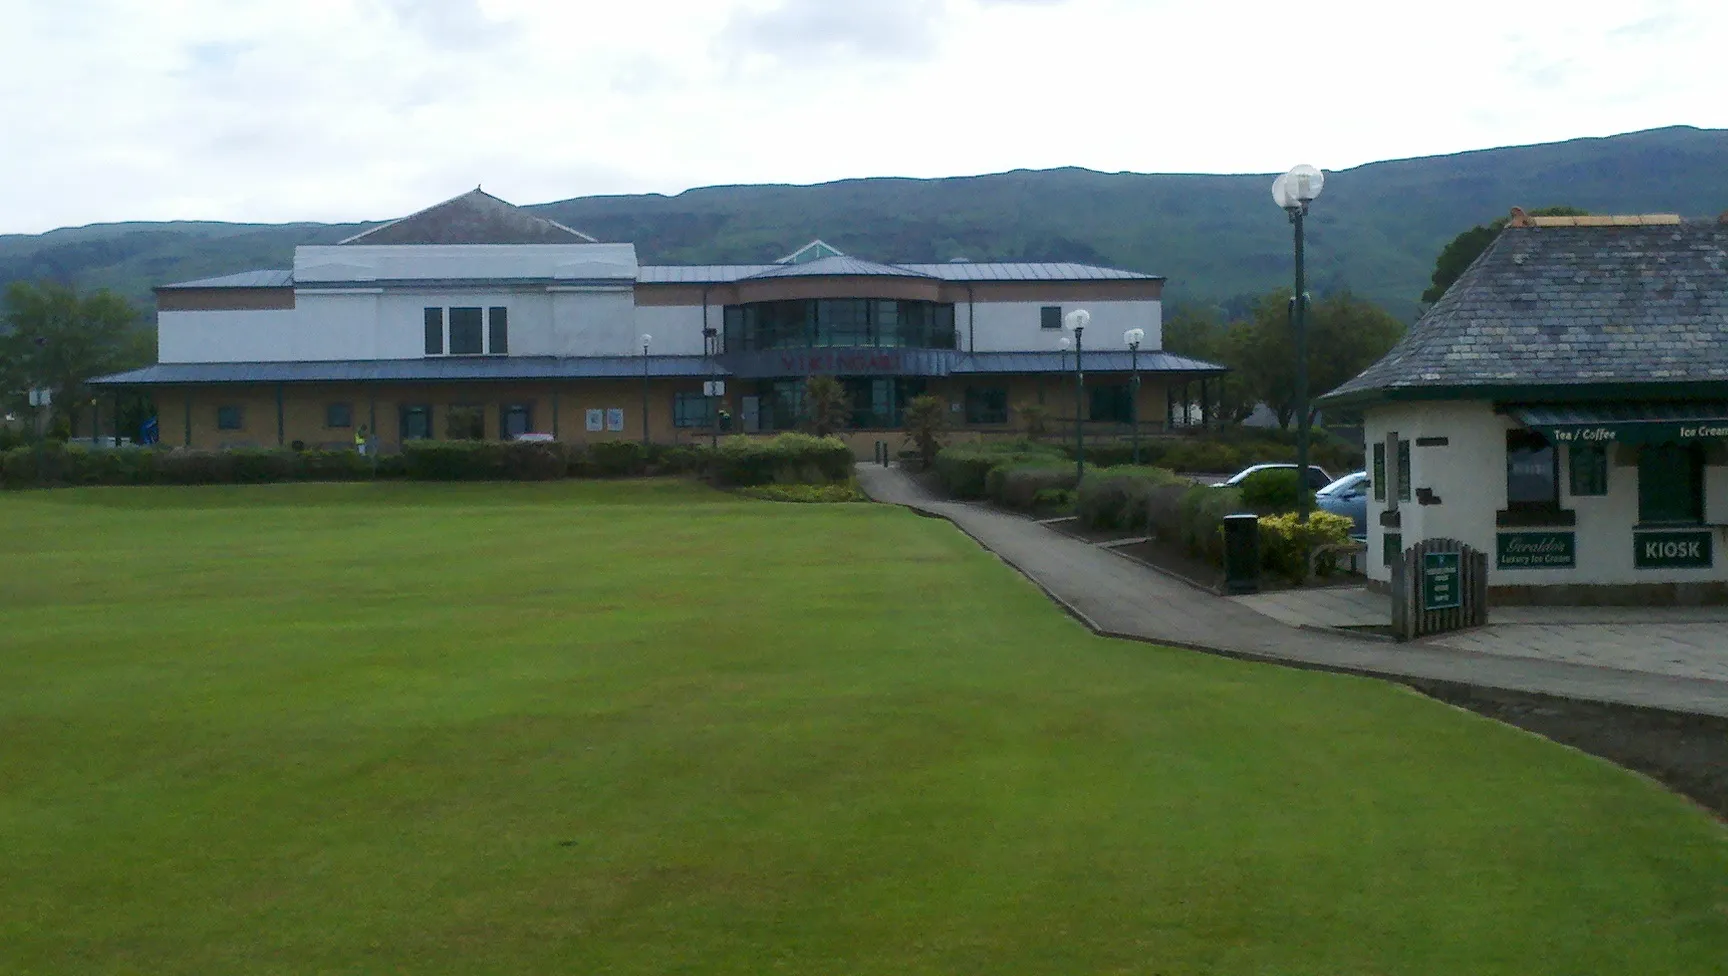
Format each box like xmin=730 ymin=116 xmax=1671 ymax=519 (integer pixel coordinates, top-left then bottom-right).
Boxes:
xmin=856 ymin=463 xmax=1728 ymax=717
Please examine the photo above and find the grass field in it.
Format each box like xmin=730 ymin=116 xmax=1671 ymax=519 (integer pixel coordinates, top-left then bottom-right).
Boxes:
xmin=2 ymin=481 xmax=1725 ymax=974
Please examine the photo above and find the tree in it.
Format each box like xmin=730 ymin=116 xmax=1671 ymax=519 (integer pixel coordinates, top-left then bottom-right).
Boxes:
xmin=1422 ymin=206 xmax=1588 ymax=303
xmin=1016 ymin=401 xmax=1052 ymax=440
xmin=1224 ymin=289 xmax=1405 ymax=428
xmin=801 ymin=375 xmax=851 ymax=437
xmin=1 ymin=281 xmax=149 ymax=436
xmin=901 ymin=394 xmax=946 ymax=470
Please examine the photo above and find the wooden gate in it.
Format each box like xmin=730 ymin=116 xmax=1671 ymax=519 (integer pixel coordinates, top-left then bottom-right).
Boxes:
xmin=1389 ymin=537 xmax=1487 ymax=641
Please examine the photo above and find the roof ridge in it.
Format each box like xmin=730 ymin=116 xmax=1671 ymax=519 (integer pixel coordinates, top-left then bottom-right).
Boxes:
xmin=338 ymin=188 xmax=598 ymax=245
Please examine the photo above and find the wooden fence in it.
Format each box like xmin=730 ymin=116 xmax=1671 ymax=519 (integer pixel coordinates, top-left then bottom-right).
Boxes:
xmin=1389 ymin=537 xmax=1488 ymax=641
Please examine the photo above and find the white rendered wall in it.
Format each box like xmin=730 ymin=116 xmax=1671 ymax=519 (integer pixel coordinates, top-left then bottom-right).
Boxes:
xmin=1363 ymin=400 xmax=1728 ymax=587
xmin=549 ymin=289 xmax=642 ymax=356
xmin=967 ymin=300 xmax=1161 ymax=353
xmin=157 ymin=309 xmax=305 ymax=363
xmin=632 ymin=304 xmax=711 ymax=356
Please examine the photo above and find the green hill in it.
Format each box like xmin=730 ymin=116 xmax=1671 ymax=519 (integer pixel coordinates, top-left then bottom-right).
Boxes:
xmin=5 ymin=126 xmax=1726 ymax=320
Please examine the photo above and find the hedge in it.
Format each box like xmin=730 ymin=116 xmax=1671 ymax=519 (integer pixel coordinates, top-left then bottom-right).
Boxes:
xmin=1237 ymin=468 xmax=1314 ymax=515
xmin=933 ymin=440 xmax=1064 ymax=498
xmin=1176 ymin=484 xmax=1244 ymax=565
xmin=733 ymin=482 xmax=868 ymax=503
xmin=1075 ymin=465 xmax=1188 ymax=532
xmin=0 ymin=434 xmax=851 ymax=490
xmin=986 ymin=461 xmax=1077 ymax=510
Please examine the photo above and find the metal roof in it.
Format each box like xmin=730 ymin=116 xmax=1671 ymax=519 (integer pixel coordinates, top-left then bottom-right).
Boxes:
xmin=159 ymin=269 xmax=294 ymax=289
xmin=955 ymin=351 xmax=1225 ymax=374
xmin=901 ymin=262 xmax=1160 ymax=282
xmin=91 ymin=356 xmax=725 ymax=386
xmin=636 ymin=265 xmax=778 ymax=283
xmin=338 ymin=189 xmax=597 ymax=245
xmin=743 ymin=255 xmax=937 ymax=280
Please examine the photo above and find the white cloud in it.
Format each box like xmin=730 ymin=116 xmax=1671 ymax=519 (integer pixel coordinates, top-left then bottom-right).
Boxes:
xmin=0 ymin=0 xmax=1724 ymax=232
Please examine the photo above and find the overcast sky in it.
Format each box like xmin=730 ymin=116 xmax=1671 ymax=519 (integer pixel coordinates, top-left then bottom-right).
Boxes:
xmin=3 ymin=0 xmax=1725 ymax=234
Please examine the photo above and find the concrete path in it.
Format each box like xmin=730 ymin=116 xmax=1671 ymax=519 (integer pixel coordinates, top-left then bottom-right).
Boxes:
xmin=855 ymin=463 xmax=1728 ymax=717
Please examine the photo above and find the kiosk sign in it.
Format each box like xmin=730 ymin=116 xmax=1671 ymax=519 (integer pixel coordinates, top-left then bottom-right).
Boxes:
xmin=1634 ymin=531 xmax=1712 ymax=569
xmin=1421 ymin=551 xmax=1461 ymax=611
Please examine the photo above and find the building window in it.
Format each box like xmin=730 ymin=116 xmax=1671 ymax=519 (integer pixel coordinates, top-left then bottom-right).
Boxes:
xmin=1040 ymin=305 xmax=1062 ymax=330
xmin=449 ymin=308 xmax=484 ymax=355
xmin=965 ymin=386 xmax=1008 ymax=425
xmin=1637 ymin=443 xmax=1704 ymax=524
xmin=673 ymin=392 xmax=714 ymax=428
xmin=1506 ymin=430 xmax=1558 ymax=510
xmin=723 ymin=300 xmax=956 ymax=351
xmin=216 ymin=405 xmax=243 ymax=430
xmin=1372 ymin=442 xmax=1386 ymax=501
xmin=1089 ymin=384 xmax=1134 ymax=424
xmin=488 ymin=307 xmax=509 ymax=355
xmin=447 ymin=405 xmax=485 ymax=440
xmin=1568 ymin=444 xmax=1608 ymax=497
xmin=424 ymin=308 xmax=443 ymax=355
xmin=501 ymin=403 xmax=532 ymax=439
xmin=400 ymin=404 xmax=432 ymax=441
xmin=1396 ymin=438 xmax=1412 ymax=502
xmin=325 ymin=403 xmax=353 ymax=428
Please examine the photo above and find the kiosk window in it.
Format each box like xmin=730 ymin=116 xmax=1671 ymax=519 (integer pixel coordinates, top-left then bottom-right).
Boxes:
xmin=1637 ymin=443 xmax=1704 ymax=524
xmin=1506 ymin=430 xmax=1558 ymax=509
xmin=1568 ymin=444 xmax=1608 ymax=497
xmin=1396 ymin=439 xmax=1412 ymax=501
xmin=1372 ymin=443 xmax=1385 ymax=501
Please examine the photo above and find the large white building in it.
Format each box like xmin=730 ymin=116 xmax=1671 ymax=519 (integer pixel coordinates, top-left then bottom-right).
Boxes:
xmin=97 ymin=190 xmax=1223 ymax=451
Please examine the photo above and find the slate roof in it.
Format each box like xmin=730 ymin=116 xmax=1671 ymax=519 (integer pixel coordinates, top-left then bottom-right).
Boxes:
xmin=955 ymin=351 xmax=1224 ymax=374
xmin=1323 ymin=221 xmax=1728 ymax=403
xmin=338 ymin=189 xmax=598 ymax=246
xmin=634 ymin=260 xmax=1158 ymax=284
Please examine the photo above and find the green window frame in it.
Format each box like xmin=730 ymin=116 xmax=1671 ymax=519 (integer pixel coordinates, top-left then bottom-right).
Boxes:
xmin=216 ymin=405 xmax=243 ymax=431
xmin=1371 ymin=442 xmax=1385 ymax=501
xmin=1088 ymin=384 xmax=1133 ymax=424
xmin=500 ymin=403 xmax=532 ymax=439
xmin=673 ymin=392 xmax=714 ymax=429
xmin=400 ymin=404 xmax=432 ymax=441
xmin=325 ymin=402 xmax=353 ymax=429
xmin=1637 ymin=443 xmax=1704 ymax=524
xmin=964 ymin=386 xmax=1008 ymax=425
xmin=1505 ymin=430 xmax=1556 ymax=511
xmin=1396 ymin=439 xmax=1412 ymax=502
xmin=1568 ymin=444 xmax=1608 ymax=497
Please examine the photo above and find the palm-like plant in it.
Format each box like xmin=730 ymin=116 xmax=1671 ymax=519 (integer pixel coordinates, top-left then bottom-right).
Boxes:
xmin=801 ymin=376 xmax=852 ymax=437
xmin=901 ymin=394 xmax=947 ymax=470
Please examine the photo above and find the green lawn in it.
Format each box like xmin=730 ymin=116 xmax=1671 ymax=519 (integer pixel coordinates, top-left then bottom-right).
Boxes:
xmin=1 ymin=481 xmax=1724 ymax=974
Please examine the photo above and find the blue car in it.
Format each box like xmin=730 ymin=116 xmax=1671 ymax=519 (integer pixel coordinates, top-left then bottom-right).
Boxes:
xmin=1315 ymin=471 xmax=1369 ymax=540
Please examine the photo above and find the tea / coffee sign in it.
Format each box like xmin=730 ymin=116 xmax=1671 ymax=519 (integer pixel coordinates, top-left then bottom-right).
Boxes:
xmin=1496 ymin=532 xmax=1576 ymax=569
xmin=1421 ymin=551 xmax=1461 ymax=611
xmin=1634 ymin=531 xmax=1712 ymax=569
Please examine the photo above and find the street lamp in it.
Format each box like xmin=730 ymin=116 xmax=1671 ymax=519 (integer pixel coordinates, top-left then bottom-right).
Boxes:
xmin=702 ymin=326 xmax=720 ymax=449
xmin=639 ymin=333 xmax=653 ymax=446
xmin=1063 ymin=309 xmax=1090 ymax=483
xmin=1124 ymin=327 xmax=1144 ymax=465
xmin=1272 ymin=164 xmax=1324 ymax=522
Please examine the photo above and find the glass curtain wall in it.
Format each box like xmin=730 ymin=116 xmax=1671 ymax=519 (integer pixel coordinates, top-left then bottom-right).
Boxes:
xmin=724 ymin=300 xmax=956 ymax=351
xmin=756 ymin=377 xmax=928 ymax=431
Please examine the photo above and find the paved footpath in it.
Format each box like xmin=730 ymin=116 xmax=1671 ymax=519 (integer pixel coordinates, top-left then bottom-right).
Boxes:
xmin=855 ymin=464 xmax=1728 ymax=717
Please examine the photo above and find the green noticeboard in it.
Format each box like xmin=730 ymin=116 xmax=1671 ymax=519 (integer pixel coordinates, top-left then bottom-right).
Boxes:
xmin=1497 ymin=532 xmax=1576 ymax=569
xmin=1422 ymin=551 xmax=1461 ymax=611
xmin=1382 ymin=532 xmax=1402 ymax=569
xmin=1634 ymin=531 xmax=1713 ymax=569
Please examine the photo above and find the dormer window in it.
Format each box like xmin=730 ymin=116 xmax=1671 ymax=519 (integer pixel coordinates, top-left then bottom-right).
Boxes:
xmin=424 ymin=306 xmax=507 ymax=356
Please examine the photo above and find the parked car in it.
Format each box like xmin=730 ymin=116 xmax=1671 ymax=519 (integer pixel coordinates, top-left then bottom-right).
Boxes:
xmin=1210 ymin=463 xmax=1333 ymax=491
xmin=1315 ymin=471 xmax=1370 ymax=539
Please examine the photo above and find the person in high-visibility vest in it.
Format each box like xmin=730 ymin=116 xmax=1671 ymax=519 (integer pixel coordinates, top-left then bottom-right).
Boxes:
xmin=355 ymin=425 xmax=368 ymax=456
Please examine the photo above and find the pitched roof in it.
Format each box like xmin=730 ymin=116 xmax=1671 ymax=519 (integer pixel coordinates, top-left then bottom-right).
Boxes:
xmin=338 ymin=189 xmax=598 ymax=246
xmin=777 ymin=239 xmax=846 ymax=264
xmin=158 ymin=269 xmax=294 ymax=290
xmin=1323 ymin=220 xmax=1728 ymax=402
xmin=91 ymin=356 xmax=720 ymax=386
xmin=636 ymin=260 xmax=1158 ymax=284
xmin=743 ymin=255 xmax=936 ymax=280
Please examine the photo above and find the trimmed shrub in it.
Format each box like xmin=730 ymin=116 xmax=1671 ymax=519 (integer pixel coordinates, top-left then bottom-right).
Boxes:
xmin=1075 ymin=465 xmax=1188 ymax=532
xmin=1257 ymin=510 xmax=1354 ymax=581
xmin=229 ymin=448 xmax=302 ymax=483
xmin=154 ymin=449 xmax=239 ymax=485
xmin=933 ymin=440 xmax=1063 ymax=498
xmin=710 ymin=433 xmax=853 ymax=487
xmin=583 ymin=440 xmax=648 ymax=477
xmin=1177 ymin=484 xmax=1245 ymax=565
xmin=1238 ymin=468 xmax=1313 ymax=514
xmin=734 ymin=482 xmax=867 ymax=503
xmin=300 ymin=449 xmax=375 ymax=482
xmin=402 ymin=441 xmax=505 ymax=481
xmin=1031 ymin=486 xmax=1075 ymax=510
xmin=1161 ymin=440 xmax=1245 ymax=474
xmin=987 ymin=461 xmax=1077 ymax=510
xmin=648 ymin=443 xmax=715 ymax=477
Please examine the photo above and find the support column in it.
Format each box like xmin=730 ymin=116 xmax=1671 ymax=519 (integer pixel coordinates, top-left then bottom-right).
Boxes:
xmin=275 ymin=383 xmax=286 ymax=447
xmin=1199 ymin=378 xmax=1210 ymax=429
xmin=551 ymin=390 xmax=560 ymax=439
xmin=183 ymin=392 xmax=192 ymax=447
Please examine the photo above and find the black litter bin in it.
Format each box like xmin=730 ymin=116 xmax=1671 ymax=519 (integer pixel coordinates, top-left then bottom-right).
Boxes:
xmin=1222 ymin=513 xmax=1261 ymax=594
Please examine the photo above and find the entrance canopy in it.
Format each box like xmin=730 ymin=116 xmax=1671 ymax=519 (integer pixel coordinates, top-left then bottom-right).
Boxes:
xmin=1508 ymin=402 xmax=1728 ymax=445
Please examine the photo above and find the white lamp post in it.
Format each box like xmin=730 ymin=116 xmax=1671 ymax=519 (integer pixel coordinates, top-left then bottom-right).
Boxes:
xmin=1272 ymin=164 xmax=1324 ymax=521
xmin=1124 ymin=327 xmax=1145 ymax=464
xmin=1063 ymin=309 xmax=1091 ymax=482
xmin=639 ymin=333 xmax=653 ymax=446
